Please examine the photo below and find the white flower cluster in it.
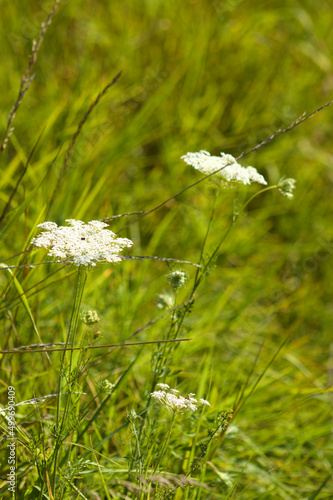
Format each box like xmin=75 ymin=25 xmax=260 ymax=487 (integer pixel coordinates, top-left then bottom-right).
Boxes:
xmin=31 ymin=219 xmax=133 ymax=267
xmin=181 ymin=150 xmax=267 ymax=186
xmin=151 ymin=383 xmax=210 ymax=414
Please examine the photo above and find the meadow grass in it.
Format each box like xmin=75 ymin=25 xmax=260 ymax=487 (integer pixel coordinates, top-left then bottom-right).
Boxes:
xmin=0 ymin=1 xmax=333 ymax=498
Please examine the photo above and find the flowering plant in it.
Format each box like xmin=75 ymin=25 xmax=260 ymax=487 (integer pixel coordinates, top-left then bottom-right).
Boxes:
xmin=151 ymin=383 xmax=210 ymax=414
xmin=182 ymin=150 xmax=267 ymax=187
xmin=31 ymin=219 xmax=133 ymax=267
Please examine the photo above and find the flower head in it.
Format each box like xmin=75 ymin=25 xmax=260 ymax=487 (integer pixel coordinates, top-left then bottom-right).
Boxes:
xmin=81 ymin=310 xmax=100 ymax=325
xmin=31 ymin=219 xmax=133 ymax=267
xmin=151 ymin=386 xmax=210 ymax=414
xmin=181 ymin=150 xmax=267 ymax=187
xmin=278 ymin=178 xmax=296 ymax=199
xmin=167 ymin=269 xmax=189 ymax=290
xmin=156 ymin=291 xmax=174 ymax=310
xmin=97 ymin=379 xmax=115 ymax=394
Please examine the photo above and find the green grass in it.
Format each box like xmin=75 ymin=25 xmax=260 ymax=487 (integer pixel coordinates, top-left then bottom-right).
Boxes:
xmin=1 ymin=0 xmax=333 ymax=498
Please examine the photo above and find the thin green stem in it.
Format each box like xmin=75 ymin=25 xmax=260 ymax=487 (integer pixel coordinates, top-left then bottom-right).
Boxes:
xmin=161 ymin=418 xmax=223 ymax=500
xmin=51 ymin=265 xmax=88 ymax=495
xmin=193 ymin=185 xmax=278 ymax=293
xmin=154 ymin=412 xmax=176 ymax=474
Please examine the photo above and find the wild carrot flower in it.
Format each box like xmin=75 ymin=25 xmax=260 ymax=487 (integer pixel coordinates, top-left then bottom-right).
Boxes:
xmin=182 ymin=150 xmax=267 ymax=187
xmin=151 ymin=385 xmax=210 ymax=414
xmin=31 ymin=219 xmax=133 ymax=267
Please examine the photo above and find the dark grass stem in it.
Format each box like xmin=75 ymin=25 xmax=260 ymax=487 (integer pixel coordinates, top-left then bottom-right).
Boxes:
xmin=0 ymin=338 xmax=190 ymax=355
xmin=47 ymin=72 xmax=122 ymax=216
xmin=115 ymin=99 xmax=333 ymax=237
xmin=0 ymin=0 xmax=60 ymax=154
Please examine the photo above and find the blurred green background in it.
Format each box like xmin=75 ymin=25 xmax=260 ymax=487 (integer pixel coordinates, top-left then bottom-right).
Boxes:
xmin=1 ymin=0 xmax=333 ymax=498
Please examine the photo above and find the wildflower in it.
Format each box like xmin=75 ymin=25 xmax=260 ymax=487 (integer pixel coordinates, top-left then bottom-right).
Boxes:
xmin=31 ymin=219 xmax=133 ymax=267
xmin=156 ymin=383 xmax=170 ymax=391
xmin=151 ymin=386 xmax=210 ymax=414
xmin=127 ymin=409 xmax=141 ymax=423
xmin=97 ymin=379 xmax=115 ymax=394
xmin=278 ymin=178 xmax=296 ymax=199
xmin=167 ymin=269 xmax=188 ymax=290
xmin=81 ymin=310 xmax=100 ymax=325
xmin=182 ymin=150 xmax=267 ymax=187
xmin=200 ymin=399 xmax=210 ymax=406
xmin=156 ymin=291 xmax=174 ymax=310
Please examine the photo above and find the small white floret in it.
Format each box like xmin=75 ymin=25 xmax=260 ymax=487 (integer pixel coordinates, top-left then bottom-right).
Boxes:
xmin=157 ymin=383 xmax=170 ymax=390
xmin=200 ymin=399 xmax=210 ymax=406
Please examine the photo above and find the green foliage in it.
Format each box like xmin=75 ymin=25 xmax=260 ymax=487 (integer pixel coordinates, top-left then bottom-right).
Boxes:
xmin=1 ymin=1 xmax=333 ymax=498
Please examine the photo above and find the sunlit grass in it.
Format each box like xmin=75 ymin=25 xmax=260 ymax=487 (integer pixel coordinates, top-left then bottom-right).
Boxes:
xmin=0 ymin=1 xmax=332 ymax=498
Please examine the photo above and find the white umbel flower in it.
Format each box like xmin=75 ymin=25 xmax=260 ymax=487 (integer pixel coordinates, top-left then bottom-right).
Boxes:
xmin=278 ymin=178 xmax=296 ymax=199
xmin=181 ymin=150 xmax=267 ymax=187
xmin=31 ymin=219 xmax=133 ymax=267
xmin=151 ymin=386 xmax=210 ymax=414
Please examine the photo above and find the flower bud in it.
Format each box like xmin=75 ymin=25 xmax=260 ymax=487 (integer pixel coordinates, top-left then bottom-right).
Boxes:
xmin=167 ymin=270 xmax=188 ymax=290
xmin=81 ymin=310 xmax=100 ymax=326
xmin=278 ymin=178 xmax=296 ymax=199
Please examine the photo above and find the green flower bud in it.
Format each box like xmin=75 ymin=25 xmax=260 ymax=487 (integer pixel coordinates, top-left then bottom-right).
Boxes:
xmin=167 ymin=270 xmax=188 ymax=290
xmin=81 ymin=310 xmax=100 ymax=326
xmin=278 ymin=178 xmax=296 ymax=199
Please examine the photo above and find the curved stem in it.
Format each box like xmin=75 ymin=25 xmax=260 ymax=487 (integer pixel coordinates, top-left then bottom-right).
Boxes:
xmin=193 ymin=184 xmax=278 ymax=292
xmin=240 ymin=184 xmax=278 ymax=214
